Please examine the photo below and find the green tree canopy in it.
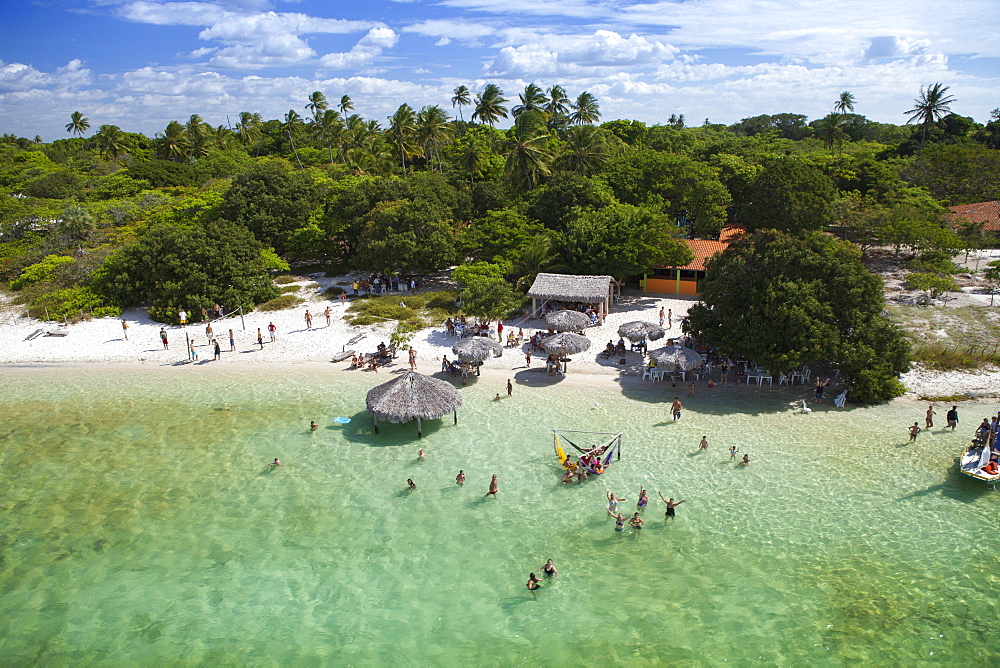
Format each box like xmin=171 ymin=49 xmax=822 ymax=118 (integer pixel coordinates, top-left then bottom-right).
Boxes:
xmin=453 ymin=261 xmax=520 ymax=322
xmin=738 ymin=158 xmax=836 ymax=233
xmin=687 ymin=230 xmax=909 ymax=402
xmin=216 ymin=159 xmax=324 ymax=253
xmin=525 ymin=173 xmax=618 ymax=230
xmin=557 ymin=204 xmax=693 ymax=277
xmin=93 ymin=219 xmax=282 ymax=321
xmin=353 ymin=199 xmax=458 ymax=273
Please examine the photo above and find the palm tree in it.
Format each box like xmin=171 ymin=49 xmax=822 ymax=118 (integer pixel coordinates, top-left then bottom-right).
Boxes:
xmin=416 ymin=105 xmax=452 ymax=170
xmin=283 ymin=109 xmax=305 ymax=168
xmin=316 ymin=108 xmax=345 ymax=163
xmin=65 ymin=111 xmax=90 ymax=137
xmin=235 ymin=111 xmax=263 ymax=150
xmin=451 ymin=85 xmax=471 ymax=122
xmin=510 ymin=236 xmax=565 ymax=290
xmin=457 ymin=138 xmax=486 ymax=185
xmin=504 ymin=110 xmax=553 ymax=190
xmin=59 ymin=202 xmax=96 ymax=241
xmin=472 ymin=84 xmax=508 ymax=127
xmin=512 ymin=83 xmax=546 ymax=118
xmin=210 ymin=124 xmax=238 ymax=151
xmin=185 ymin=114 xmax=210 ymax=158
xmin=560 ymin=125 xmax=608 ymax=175
xmin=570 ymin=92 xmax=601 ymax=125
xmin=545 ymin=85 xmax=570 ymax=117
xmin=92 ymin=124 xmax=129 ymax=161
xmin=155 ymin=120 xmax=190 ymax=161
xmin=834 ymin=91 xmax=855 ymax=114
xmin=905 ymin=82 xmax=956 ymax=148
xmin=306 ymin=91 xmax=328 ymax=123
xmin=386 ymin=103 xmax=418 ymax=172
xmin=339 ymin=95 xmax=354 ymax=116
xmin=816 ymin=112 xmax=848 ymax=152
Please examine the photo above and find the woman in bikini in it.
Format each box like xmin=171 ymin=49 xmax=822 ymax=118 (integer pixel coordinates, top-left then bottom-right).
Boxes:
xmin=606 ymin=490 xmax=626 ymax=513
xmin=609 ymin=511 xmax=626 ymax=532
xmin=636 ymin=487 xmax=649 ymax=510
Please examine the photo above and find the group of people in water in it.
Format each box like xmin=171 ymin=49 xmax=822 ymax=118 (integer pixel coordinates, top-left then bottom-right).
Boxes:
xmin=604 ymin=487 xmax=687 ymax=536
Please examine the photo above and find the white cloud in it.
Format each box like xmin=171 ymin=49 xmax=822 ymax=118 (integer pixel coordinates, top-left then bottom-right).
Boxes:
xmin=319 ymin=28 xmax=398 ymax=70
xmin=487 ymin=30 xmax=679 ymax=77
xmin=118 ymin=2 xmax=379 ymax=68
xmin=403 ymin=19 xmax=497 ymax=43
xmin=864 ymin=36 xmax=932 ymax=60
xmin=0 ymin=59 xmax=92 ymax=92
xmin=438 ymin=0 xmax=606 ymax=19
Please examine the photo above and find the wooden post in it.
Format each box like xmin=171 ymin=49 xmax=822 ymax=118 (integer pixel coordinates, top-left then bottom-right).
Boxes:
xmin=453 ymin=409 xmax=457 ymax=425
xmin=417 ymin=416 xmax=423 ymax=439
xmin=373 ymin=415 xmax=379 ymax=434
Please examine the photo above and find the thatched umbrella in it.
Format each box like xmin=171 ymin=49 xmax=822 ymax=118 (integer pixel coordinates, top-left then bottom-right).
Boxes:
xmin=541 ymin=332 xmax=591 ymax=373
xmin=546 ymin=309 xmax=590 ymax=333
xmin=366 ymin=371 xmax=463 ymax=439
xmin=618 ymin=320 xmax=666 ymax=343
xmin=452 ymin=337 xmax=502 ymax=375
xmin=648 ymin=345 xmax=702 ymax=372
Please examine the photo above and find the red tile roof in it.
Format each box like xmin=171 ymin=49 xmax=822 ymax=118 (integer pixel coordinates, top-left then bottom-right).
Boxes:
xmin=673 ymin=225 xmax=746 ymax=271
xmin=949 ymin=201 xmax=1000 ymax=232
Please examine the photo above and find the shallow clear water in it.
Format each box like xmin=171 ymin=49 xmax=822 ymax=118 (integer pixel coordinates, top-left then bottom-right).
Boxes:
xmin=0 ymin=366 xmax=998 ymax=665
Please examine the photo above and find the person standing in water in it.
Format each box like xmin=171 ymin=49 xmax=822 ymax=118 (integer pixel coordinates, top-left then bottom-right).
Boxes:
xmin=486 ymin=474 xmax=498 ymax=497
xmin=527 ymin=573 xmax=541 ymax=594
xmin=908 ymin=422 xmax=921 ymax=442
xmin=610 ymin=512 xmax=626 ymax=532
xmin=629 ymin=512 xmax=644 ymax=534
xmin=946 ymin=406 xmax=959 ymax=430
xmin=456 ymin=470 xmax=466 ymax=485
xmin=406 ymin=479 xmax=416 ymax=491
xmin=925 ymin=405 xmax=936 ymax=429
xmin=740 ymin=454 xmax=750 ymax=466
xmin=671 ymin=397 xmax=683 ymax=420
xmin=729 ymin=445 xmax=739 ymax=460
xmin=269 ymin=458 xmax=283 ymax=468
xmin=636 ymin=487 xmax=649 ymax=511
xmin=699 ymin=436 xmax=709 ymax=450
xmin=310 ymin=421 xmax=318 ymax=431
xmin=606 ymin=489 xmax=626 ymax=513
xmin=658 ymin=491 xmax=686 ymax=519
xmin=540 ymin=559 xmax=558 ymax=577
xmin=507 ymin=378 xmax=513 ymax=397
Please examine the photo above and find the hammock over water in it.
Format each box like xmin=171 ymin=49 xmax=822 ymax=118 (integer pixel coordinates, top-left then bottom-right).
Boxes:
xmin=554 ymin=429 xmax=622 ymax=476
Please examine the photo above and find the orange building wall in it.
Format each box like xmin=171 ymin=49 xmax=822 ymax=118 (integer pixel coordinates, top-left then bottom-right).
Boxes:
xmin=643 ymin=276 xmax=700 ymax=295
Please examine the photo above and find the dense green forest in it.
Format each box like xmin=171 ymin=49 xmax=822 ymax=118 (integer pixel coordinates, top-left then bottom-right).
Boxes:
xmin=2 ymin=83 xmax=999 ymax=398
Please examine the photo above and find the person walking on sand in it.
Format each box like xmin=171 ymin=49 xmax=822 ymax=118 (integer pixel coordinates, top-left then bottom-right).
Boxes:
xmin=213 ymin=339 xmax=221 ymax=360
xmin=340 ymin=293 xmax=346 ymax=306
xmin=814 ymin=377 xmax=830 ymax=403
xmin=324 ymin=306 xmax=332 ymax=326
xmin=908 ymin=422 xmax=921 ymax=442
xmin=497 ymin=321 xmax=503 ymax=342
xmin=121 ymin=319 xmax=129 ymax=340
xmin=408 ymin=347 xmax=417 ymax=371
xmin=667 ymin=309 xmax=672 ymax=329
xmin=946 ymin=406 xmax=959 ymax=430
xmin=178 ymin=309 xmax=187 ymax=326
xmin=229 ymin=329 xmax=235 ymax=352
xmin=486 ymin=474 xmax=498 ymax=497
xmin=268 ymin=322 xmax=276 ymax=342
xmin=257 ymin=328 xmax=264 ymax=350
xmin=671 ymin=397 xmax=683 ymax=420
xmin=925 ymin=405 xmax=936 ymax=429
xmin=159 ymin=327 xmax=168 ymax=349
xmin=188 ymin=339 xmax=198 ymax=361
xmin=213 ymin=303 xmax=221 ymax=319
xmin=205 ymin=322 xmax=213 ymax=344
xmin=659 ymin=307 xmax=665 ymax=326
xmin=525 ymin=351 xmax=531 ymax=367
xmin=507 ymin=379 xmax=513 ymax=397
xmin=699 ymin=436 xmax=709 ymax=451
xmin=658 ymin=491 xmax=686 ymax=519
xmin=304 ymin=310 xmax=313 ymax=330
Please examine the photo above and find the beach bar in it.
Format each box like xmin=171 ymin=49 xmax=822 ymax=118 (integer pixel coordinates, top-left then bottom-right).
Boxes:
xmin=527 ymin=273 xmax=617 ymax=324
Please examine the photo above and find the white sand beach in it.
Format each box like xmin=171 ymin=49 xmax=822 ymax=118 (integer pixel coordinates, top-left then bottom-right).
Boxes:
xmin=1 ymin=274 xmax=995 ymax=400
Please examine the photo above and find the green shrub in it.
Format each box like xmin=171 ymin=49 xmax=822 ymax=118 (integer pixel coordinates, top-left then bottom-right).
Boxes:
xmin=908 ymin=250 xmax=959 ymax=274
xmin=274 ymin=274 xmax=298 ymax=285
xmin=906 ymin=272 xmax=960 ymax=298
xmin=258 ymin=294 xmax=304 ymax=311
xmin=324 ymin=286 xmax=345 ymax=298
xmin=11 ymin=255 xmax=74 ymax=291
xmin=280 ymin=285 xmax=301 ymax=293
xmin=344 ymin=290 xmax=459 ymax=327
xmin=27 ymin=286 xmax=121 ymax=321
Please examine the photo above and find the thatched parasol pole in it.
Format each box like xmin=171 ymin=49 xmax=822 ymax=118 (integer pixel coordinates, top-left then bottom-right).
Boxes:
xmin=417 ymin=416 xmax=422 ymax=438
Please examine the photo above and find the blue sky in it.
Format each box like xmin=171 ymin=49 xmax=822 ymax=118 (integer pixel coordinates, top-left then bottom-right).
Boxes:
xmin=1 ymin=0 xmax=997 ymax=139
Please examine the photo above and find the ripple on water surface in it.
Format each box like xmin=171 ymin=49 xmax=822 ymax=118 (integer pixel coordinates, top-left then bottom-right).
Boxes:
xmin=0 ymin=367 xmax=998 ymax=664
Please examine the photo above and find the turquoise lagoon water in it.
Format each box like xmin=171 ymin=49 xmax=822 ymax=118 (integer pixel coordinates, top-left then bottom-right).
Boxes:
xmin=0 ymin=366 xmax=998 ymax=665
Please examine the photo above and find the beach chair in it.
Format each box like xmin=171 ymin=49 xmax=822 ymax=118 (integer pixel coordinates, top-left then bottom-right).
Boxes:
xmin=833 ymin=390 xmax=847 ymax=408
xmin=642 ymin=367 xmax=654 ymax=381
xmin=778 ymin=373 xmax=789 ymax=385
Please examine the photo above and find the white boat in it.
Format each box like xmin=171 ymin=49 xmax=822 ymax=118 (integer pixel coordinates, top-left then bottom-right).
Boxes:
xmin=959 ymin=437 xmax=1000 ymax=484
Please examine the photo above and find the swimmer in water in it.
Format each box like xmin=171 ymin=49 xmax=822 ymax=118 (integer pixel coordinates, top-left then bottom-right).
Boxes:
xmin=637 ymin=487 xmax=649 ymax=510
xmin=610 ymin=511 xmax=626 ymax=532
xmin=606 ymin=489 xmax=626 ymax=512
xmin=741 ymin=454 xmax=750 ymax=466
xmin=269 ymin=458 xmax=283 ymax=468
xmin=699 ymin=436 xmax=709 ymax=450
xmin=456 ymin=470 xmax=466 ymax=485
xmin=527 ymin=573 xmax=541 ymax=591
xmin=658 ymin=491 xmax=686 ymax=519
xmin=494 ymin=393 xmax=502 ymax=401
xmin=562 ymin=469 xmax=575 ymax=484
xmin=407 ymin=478 xmax=416 ymax=490
xmin=486 ymin=474 xmax=498 ymax=497
xmin=417 ymin=448 xmax=427 ymax=459
xmin=629 ymin=512 xmax=644 ymax=533
xmin=310 ymin=421 xmax=318 ymax=431
xmin=540 ymin=559 xmax=558 ymax=577
xmin=729 ymin=445 xmax=739 ymax=460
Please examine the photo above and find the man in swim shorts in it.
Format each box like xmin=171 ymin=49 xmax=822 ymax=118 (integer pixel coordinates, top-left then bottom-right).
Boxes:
xmin=908 ymin=422 xmax=921 ymax=442
xmin=671 ymin=397 xmax=682 ymax=420
xmin=486 ymin=474 xmax=498 ymax=497
xmin=946 ymin=406 xmax=959 ymax=430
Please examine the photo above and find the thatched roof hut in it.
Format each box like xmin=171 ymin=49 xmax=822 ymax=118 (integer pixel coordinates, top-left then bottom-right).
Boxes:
xmin=618 ymin=321 xmax=666 ymax=343
xmin=546 ymin=309 xmax=591 ymax=333
xmin=366 ymin=371 xmax=462 ymax=438
xmin=452 ymin=337 xmax=502 ymax=367
xmin=527 ymin=273 xmax=617 ymax=323
xmin=648 ymin=345 xmax=702 ymax=372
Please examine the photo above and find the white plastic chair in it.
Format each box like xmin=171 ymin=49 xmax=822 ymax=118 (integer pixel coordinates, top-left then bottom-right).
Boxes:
xmin=759 ymin=372 xmax=772 ymax=386
xmin=642 ymin=367 xmax=653 ymax=381
xmin=651 ymin=368 xmax=665 ymax=382
xmin=778 ymin=373 xmax=789 ymax=385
